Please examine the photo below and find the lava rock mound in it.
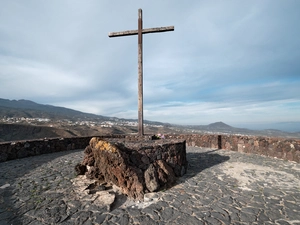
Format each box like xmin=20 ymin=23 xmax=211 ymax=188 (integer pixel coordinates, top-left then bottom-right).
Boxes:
xmin=76 ymin=137 xmax=188 ymax=200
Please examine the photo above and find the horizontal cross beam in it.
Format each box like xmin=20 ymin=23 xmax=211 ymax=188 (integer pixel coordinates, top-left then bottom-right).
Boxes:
xmin=108 ymin=26 xmax=174 ymax=38
xmin=108 ymin=8 xmax=174 ymax=136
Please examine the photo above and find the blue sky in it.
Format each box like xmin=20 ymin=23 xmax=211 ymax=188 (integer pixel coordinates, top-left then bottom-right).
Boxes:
xmin=0 ymin=0 xmax=300 ymax=130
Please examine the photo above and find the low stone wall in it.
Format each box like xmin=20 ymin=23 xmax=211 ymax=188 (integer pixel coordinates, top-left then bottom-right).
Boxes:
xmin=0 ymin=135 xmax=125 ymax=162
xmin=166 ymin=134 xmax=300 ymax=163
xmin=1 ymin=134 xmax=299 ymax=163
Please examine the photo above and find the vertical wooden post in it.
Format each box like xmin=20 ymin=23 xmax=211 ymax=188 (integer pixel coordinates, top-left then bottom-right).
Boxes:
xmin=108 ymin=9 xmax=174 ymax=136
xmin=138 ymin=9 xmax=144 ymax=136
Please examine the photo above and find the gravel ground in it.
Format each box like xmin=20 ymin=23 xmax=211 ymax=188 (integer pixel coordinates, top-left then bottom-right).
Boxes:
xmin=0 ymin=146 xmax=299 ymax=225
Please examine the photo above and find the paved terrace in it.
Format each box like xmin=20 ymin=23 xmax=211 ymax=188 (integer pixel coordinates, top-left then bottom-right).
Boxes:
xmin=0 ymin=147 xmax=299 ymax=225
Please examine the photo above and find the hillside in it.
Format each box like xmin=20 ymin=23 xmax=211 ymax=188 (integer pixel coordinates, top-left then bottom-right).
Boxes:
xmin=0 ymin=98 xmax=109 ymax=121
xmin=0 ymin=123 xmax=179 ymax=142
xmin=0 ymin=124 xmax=67 ymax=142
xmin=1 ymin=98 xmax=299 ymax=142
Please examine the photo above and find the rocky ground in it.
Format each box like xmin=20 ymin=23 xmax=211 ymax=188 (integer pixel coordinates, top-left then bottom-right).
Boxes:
xmin=0 ymin=147 xmax=300 ymax=225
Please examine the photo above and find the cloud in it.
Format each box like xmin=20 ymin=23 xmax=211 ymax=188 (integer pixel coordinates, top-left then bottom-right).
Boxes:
xmin=144 ymin=99 xmax=300 ymax=125
xmin=0 ymin=0 xmax=299 ymax=128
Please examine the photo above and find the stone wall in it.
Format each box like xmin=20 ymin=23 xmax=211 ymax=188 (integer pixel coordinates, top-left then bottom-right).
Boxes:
xmin=1 ymin=134 xmax=299 ymax=163
xmin=166 ymin=134 xmax=300 ymax=163
xmin=0 ymin=135 xmax=125 ymax=162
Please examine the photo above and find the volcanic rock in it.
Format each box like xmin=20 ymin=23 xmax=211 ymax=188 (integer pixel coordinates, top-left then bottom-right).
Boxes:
xmin=77 ymin=137 xmax=187 ymax=200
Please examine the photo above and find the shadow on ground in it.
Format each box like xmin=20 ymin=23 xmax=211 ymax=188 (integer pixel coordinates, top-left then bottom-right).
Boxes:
xmin=156 ymin=148 xmax=230 ymax=193
xmin=186 ymin=149 xmax=230 ymax=176
xmin=110 ymin=149 xmax=231 ymax=210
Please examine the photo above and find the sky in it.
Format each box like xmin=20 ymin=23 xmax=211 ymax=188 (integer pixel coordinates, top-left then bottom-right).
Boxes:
xmin=0 ymin=0 xmax=300 ymax=130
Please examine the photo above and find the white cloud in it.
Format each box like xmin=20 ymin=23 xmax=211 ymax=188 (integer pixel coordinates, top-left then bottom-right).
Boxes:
xmin=143 ymin=99 xmax=300 ymax=125
xmin=0 ymin=0 xmax=299 ymax=127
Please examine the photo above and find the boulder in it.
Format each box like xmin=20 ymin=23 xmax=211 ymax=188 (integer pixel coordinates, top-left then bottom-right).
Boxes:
xmin=77 ymin=137 xmax=187 ymax=200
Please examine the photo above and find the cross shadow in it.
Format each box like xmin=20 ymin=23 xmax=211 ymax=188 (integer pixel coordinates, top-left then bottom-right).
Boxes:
xmin=183 ymin=149 xmax=230 ymax=179
xmin=110 ymin=148 xmax=230 ymax=210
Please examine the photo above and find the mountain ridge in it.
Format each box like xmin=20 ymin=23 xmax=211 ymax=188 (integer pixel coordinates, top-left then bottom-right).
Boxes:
xmin=0 ymin=98 xmax=109 ymax=120
xmin=1 ymin=98 xmax=299 ymax=140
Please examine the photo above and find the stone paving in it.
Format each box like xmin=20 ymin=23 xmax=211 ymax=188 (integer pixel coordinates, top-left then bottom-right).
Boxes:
xmin=0 ymin=147 xmax=300 ymax=225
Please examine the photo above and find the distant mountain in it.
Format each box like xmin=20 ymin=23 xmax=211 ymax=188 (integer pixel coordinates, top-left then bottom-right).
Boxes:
xmin=183 ymin=122 xmax=236 ymax=133
xmin=273 ymin=122 xmax=300 ymax=133
xmin=0 ymin=98 xmax=170 ymax=126
xmin=178 ymin=122 xmax=300 ymax=138
xmin=1 ymin=98 xmax=299 ymax=139
xmin=0 ymin=98 xmax=109 ymax=121
xmin=207 ymin=122 xmax=233 ymax=130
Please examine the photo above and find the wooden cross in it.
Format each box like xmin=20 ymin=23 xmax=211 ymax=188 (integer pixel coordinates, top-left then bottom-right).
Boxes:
xmin=108 ymin=9 xmax=174 ymax=136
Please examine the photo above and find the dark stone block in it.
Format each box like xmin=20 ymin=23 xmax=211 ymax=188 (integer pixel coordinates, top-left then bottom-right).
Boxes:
xmin=75 ymin=163 xmax=87 ymax=175
xmin=77 ymin=137 xmax=187 ymax=199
